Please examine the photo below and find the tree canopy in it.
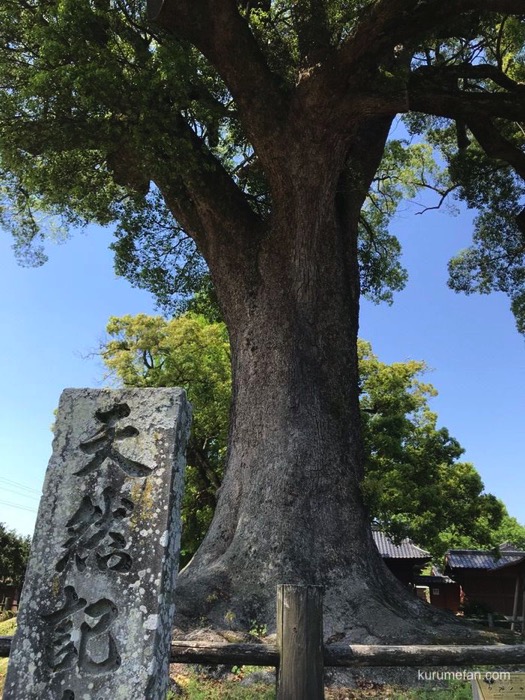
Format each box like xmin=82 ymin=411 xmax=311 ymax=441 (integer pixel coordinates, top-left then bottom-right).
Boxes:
xmin=1 ymin=1 xmax=525 ymax=328
xmin=102 ymin=311 xmax=510 ymax=561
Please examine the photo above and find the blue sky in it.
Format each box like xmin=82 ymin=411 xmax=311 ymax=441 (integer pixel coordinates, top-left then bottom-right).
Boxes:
xmin=0 ymin=202 xmax=524 ymax=539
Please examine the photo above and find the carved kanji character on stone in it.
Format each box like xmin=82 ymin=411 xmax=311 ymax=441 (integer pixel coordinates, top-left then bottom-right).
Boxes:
xmin=75 ymin=402 xmax=152 ymax=478
xmin=78 ymin=598 xmax=120 ymax=675
xmin=41 ymin=586 xmax=120 ymax=676
xmin=41 ymin=586 xmax=87 ymax=672
xmin=55 ymin=487 xmax=133 ymax=573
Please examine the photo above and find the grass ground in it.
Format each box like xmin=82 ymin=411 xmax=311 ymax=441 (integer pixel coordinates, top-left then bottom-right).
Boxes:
xmin=0 ymin=657 xmax=8 ymax=695
xmin=0 ymin=617 xmax=17 ymax=635
xmin=168 ymin=667 xmax=473 ymax=699
xmin=0 ymin=616 xmax=16 ymax=694
xmin=166 ymin=679 xmax=473 ymax=699
xmin=0 ymin=656 xmax=473 ymax=700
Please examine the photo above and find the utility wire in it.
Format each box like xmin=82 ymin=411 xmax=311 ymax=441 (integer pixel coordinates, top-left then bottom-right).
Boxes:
xmin=0 ymin=499 xmax=38 ymax=514
xmin=0 ymin=486 xmax=39 ymax=501
xmin=0 ymin=477 xmax=41 ymax=494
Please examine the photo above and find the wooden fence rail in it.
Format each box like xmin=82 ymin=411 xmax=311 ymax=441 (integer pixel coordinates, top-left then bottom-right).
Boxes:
xmin=3 ymin=635 xmax=525 ymax=668
xmin=3 ymin=584 xmax=525 ymax=699
xmin=169 ymin=641 xmax=525 ymax=668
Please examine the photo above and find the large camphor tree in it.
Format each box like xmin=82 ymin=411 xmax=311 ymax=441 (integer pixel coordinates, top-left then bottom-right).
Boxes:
xmin=1 ymin=0 xmax=525 ymax=640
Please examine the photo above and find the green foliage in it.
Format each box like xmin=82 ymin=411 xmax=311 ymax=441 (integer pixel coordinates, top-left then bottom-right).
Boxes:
xmin=186 ymin=277 xmax=223 ymax=323
xmin=0 ymin=657 xmax=9 ymax=696
xmin=446 ymin=146 xmax=525 ymax=334
xmin=248 ymin=620 xmax=268 ymax=640
xmin=359 ymin=139 xmax=449 ymax=304
xmin=358 ymin=341 xmax=504 ymax=559
xmin=0 ymin=523 xmax=30 ymax=585
xmin=391 ymin=682 xmax=472 ymax=700
xmin=110 ymin=189 xmax=210 ymax=314
xmin=0 ymin=0 xmax=228 ymax=293
xmin=0 ymin=613 xmax=17 ymax=630
xmin=102 ymin=314 xmax=506 ymax=562
xmin=165 ymin=672 xmax=473 ymax=700
xmin=490 ymin=512 xmax=525 ymax=550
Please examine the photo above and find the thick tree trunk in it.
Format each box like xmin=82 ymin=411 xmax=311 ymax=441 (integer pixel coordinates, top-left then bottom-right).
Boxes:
xmin=174 ymin=131 xmax=472 ymax=643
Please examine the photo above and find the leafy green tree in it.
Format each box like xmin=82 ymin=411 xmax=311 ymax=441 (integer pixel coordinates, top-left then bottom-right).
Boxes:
xmin=103 ymin=313 xmax=230 ymax=565
xmin=358 ymin=341 xmax=504 ymax=559
xmin=0 ymin=524 xmax=30 ymax=588
xmin=2 ymin=0 xmax=525 ymax=637
xmin=490 ymin=511 xmax=525 ymax=550
xmin=103 ymin=315 xmax=505 ymax=562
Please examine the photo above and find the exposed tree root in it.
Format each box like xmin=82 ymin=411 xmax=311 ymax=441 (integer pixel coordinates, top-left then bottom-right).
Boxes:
xmin=173 ymin=562 xmax=499 ymax=646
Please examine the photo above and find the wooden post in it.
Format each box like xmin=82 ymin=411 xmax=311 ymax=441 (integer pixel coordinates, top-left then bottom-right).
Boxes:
xmin=521 ymin=576 xmax=525 ymax=635
xmin=276 ymin=584 xmax=324 ymax=700
xmin=511 ymin=575 xmax=520 ymax=631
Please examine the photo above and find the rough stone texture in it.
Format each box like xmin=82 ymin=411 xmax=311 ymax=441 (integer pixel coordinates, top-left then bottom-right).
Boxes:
xmin=4 ymin=387 xmax=191 ymax=700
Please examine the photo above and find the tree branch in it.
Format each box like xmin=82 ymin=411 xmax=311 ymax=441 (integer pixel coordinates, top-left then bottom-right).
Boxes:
xmin=337 ymin=0 xmax=525 ymax=74
xmin=408 ymin=64 xmax=525 ymax=183
xmin=298 ymin=0 xmax=525 ymax=129
xmin=303 ymin=0 xmax=525 ymax=125
xmin=467 ymin=119 xmax=525 ymax=181
xmin=152 ymin=115 xmax=264 ymax=256
xmin=408 ymin=80 xmax=525 ymax=122
xmin=346 ymin=118 xmax=396 ymax=210
xmin=148 ymin=0 xmax=288 ymax=158
xmin=414 ymin=185 xmax=458 ymax=214
xmin=187 ymin=441 xmax=222 ymax=495
xmin=413 ymin=63 xmax=525 ymax=93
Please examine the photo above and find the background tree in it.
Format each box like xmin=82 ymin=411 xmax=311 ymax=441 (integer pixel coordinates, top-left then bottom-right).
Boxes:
xmin=0 ymin=524 xmax=30 ymax=589
xmin=103 ymin=313 xmax=507 ymax=561
xmin=358 ymin=341 xmax=504 ymax=559
xmin=103 ymin=312 xmax=231 ymax=564
xmin=487 ymin=512 xmax=525 ymax=551
xmin=2 ymin=0 xmax=525 ymax=639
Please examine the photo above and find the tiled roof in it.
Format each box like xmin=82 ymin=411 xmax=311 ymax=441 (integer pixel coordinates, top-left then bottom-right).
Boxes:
xmin=499 ymin=542 xmax=520 ymax=551
xmin=372 ymin=529 xmax=431 ymax=560
xmin=445 ymin=549 xmax=525 ymax=571
xmin=492 ymin=556 xmax=525 ymax=572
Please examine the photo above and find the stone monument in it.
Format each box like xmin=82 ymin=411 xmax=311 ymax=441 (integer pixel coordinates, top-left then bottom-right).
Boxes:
xmin=4 ymin=387 xmax=191 ymax=700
